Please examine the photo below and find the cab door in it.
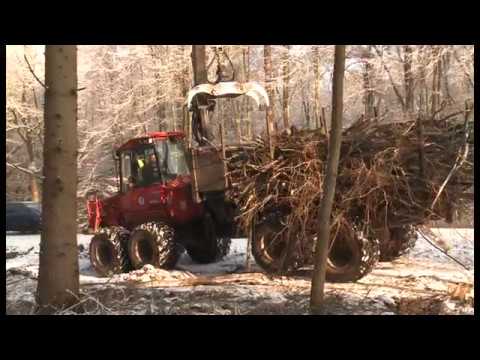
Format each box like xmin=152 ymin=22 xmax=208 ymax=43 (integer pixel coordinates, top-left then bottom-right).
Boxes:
xmin=119 ymin=148 xmax=167 ymax=228
xmin=118 ymin=151 xmax=142 ymax=226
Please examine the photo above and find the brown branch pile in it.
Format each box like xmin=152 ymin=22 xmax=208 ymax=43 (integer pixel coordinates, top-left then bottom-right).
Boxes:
xmin=226 ymin=115 xmax=473 ymax=266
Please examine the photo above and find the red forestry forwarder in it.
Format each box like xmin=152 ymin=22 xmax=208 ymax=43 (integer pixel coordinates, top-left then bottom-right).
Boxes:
xmin=86 ymin=47 xmax=270 ymax=276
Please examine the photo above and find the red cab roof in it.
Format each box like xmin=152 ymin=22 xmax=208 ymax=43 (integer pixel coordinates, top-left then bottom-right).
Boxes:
xmin=116 ymin=131 xmax=185 ymax=152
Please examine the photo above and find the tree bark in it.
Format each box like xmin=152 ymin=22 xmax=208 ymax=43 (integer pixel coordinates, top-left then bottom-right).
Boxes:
xmin=264 ymin=45 xmax=275 ymax=158
xmin=37 ymin=45 xmax=79 ymax=313
xmin=282 ymin=45 xmax=290 ymax=130
xmin=310 ymin=45 xmax=346 ymax=314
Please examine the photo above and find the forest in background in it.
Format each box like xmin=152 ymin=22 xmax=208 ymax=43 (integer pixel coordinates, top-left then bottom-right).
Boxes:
xmin=6 ymin=45 xmax=474 ymax=207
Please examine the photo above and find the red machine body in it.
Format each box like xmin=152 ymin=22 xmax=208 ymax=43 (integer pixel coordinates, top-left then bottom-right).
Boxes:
xmin=86 ymin=131 xmax=204 ymax=232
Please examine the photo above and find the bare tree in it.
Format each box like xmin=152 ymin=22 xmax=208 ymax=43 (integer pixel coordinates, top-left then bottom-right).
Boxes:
xmin=310 ymin=45 xmax=346 ymax=314
xmin=37 ymin=45 xmax=79 ymax=313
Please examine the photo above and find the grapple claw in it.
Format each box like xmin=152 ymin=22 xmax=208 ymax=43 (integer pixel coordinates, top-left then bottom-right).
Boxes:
xmin=187 ymin=81 xmax=270 ymax=109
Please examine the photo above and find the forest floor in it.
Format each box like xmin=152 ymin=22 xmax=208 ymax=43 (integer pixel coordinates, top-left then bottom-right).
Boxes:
xmin=6 ymin=228 xmax=474 ymax=315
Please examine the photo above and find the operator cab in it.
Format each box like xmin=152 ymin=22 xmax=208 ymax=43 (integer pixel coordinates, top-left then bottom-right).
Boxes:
xmin=116 ymin=133 xmax=189 ymax=193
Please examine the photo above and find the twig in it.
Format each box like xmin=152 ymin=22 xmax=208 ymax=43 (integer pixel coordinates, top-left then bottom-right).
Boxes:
xmin=417 ymin=228 xmax=470 ymax=271
xmin=6 ymin=161 xmax=44 ymax=180
xmin=372 ymin=46 xmax=406 ymax=111
xmin=24 ymin=54 xmax=47 ymax=89
xmin=430 ymin=107 xmax=471 ymax=209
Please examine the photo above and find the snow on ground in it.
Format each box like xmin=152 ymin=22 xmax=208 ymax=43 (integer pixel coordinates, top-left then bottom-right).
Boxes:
xmin=6 ymin=233 xmax=251 ymax=282
xmin=6 ymin=228 xmax=474 ymax=315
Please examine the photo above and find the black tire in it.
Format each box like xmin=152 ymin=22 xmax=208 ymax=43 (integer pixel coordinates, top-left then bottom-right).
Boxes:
xmin=252 ymin=216 xmax=283 ymax=273
xmin=128 ymin=222 xmax=179 ymax=269
xmin=89 ymin=226 xmax=131 ymax=277
xmin=186 ymin=213 xmax=231 ymax=264
xmin=325 ymin=228 xmax=380 ymax=283
xmin=251 ymin=214 xmax=301 ymax=273
xmin=379 ymin=225 xmax=418 ymax=262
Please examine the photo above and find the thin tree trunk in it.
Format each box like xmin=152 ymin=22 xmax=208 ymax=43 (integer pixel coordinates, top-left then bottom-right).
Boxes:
xmin=25 ymin=140 xmax=40 ymax=202
xmin=312 ymin=46 xmax=321 ymax=129
xmin=242 ymin=46 xmax=253 ymax=139
xmin=431 ymin=46 xmax=442 ymax=119
xmin=37 ymin=45 xmax=79 ymax=313
xmin=282 ymin=45 xmax=290 ymax=130
xmin=302 ymin=85 xmax=311 ymax=129
xmin=418 ymin=45 xmax=428 ymax=116
xmin=21 ymin=86 xmax=41 ymax=202
xmin=192 ymin=45 xmax=208 ymax=85
xmin=363 ymin=46 xmax=375 ymax=121
xmin=442 ymin=48 xmax=453 ymax=103
xmin=264 ymin=45 xmax=275 ymax=158
xmin=310 ymin=45 xmax=346 ymax=314
xmin=403 ymin=45 xmax=415 ymax=117
xmin=373 ymin=45 xmax=406 ymax=112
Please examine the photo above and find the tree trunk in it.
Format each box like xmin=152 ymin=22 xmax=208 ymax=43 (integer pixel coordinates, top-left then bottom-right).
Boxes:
xmin=442 ymin=47 xmax=453 ymax=104
xmin=417 ymin=45 xmax=428 ymax=116
xmin=242 ymin=46 xmax=253 ymax=139
xmin=310 ymin=45 xmax=346 ymax=314
xmin=403 ymin=45 xmax=414 ymax=116
xmin=282 ymin=45 xmax=290 ymax=130
xmin=37 ymin=45 xmax=79 ymax=313
xmin=264 ymin=45 xmax=275 ymax=158
xmin=192 ymin=45 xmax=208 ymax=85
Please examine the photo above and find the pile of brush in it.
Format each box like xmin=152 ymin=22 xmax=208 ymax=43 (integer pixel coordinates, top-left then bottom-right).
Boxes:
xmin=225 ymin=112 xmax=473 ymax=272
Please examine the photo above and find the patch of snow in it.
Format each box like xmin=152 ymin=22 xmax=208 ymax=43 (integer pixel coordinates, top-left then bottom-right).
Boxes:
xmin=408 ymin=228 xmax=474 ymax=270
xmin=374 ymin=294 xmax=396 ymax=308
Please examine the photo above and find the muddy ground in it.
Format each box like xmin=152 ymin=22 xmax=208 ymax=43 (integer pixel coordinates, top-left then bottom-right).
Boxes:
xmin=6 ymin=228 xmax=474 ymax=315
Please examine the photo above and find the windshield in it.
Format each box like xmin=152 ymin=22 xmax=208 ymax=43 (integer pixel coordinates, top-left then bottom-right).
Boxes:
xmin=155 ymin=138 xmax=190 ymax=181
